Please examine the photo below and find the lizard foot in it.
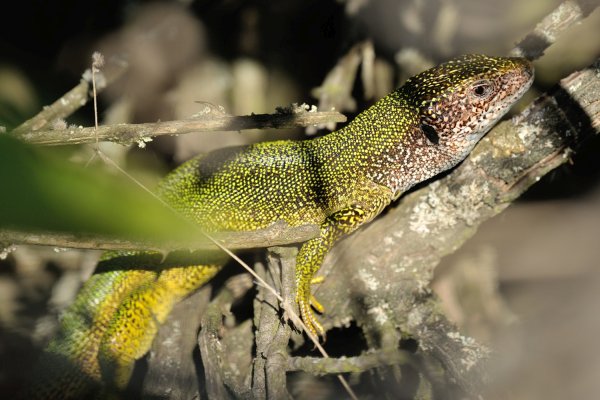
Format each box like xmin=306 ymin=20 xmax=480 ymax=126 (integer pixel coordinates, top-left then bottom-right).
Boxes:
xmin=297 ymin=291 xmax=326 ymax=340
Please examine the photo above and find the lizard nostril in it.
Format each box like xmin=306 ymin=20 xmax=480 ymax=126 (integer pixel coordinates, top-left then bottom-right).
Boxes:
xmin=521 ymin=59 xmax=535 ymax=80
xmin=510 ymin=57 xmax=534 ymax=81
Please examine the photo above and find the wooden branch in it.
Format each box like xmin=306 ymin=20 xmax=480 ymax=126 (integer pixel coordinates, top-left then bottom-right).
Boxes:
xmin=251 ymin=247 xmax=297 ymax=399
xmin=0 ymin=222 xmax=319 ymax=252
xmin=141 ymin=286 xmax=212 ymax=399
xmin=511 ymin=0 xmax=600 ymax=59
xmin=288 ymin=349 xmax=412 ymax=374
xmin=11 ymin=107 xmax=347 ymax=146
xmin=198 ymin=274 xmax=254 ymax=400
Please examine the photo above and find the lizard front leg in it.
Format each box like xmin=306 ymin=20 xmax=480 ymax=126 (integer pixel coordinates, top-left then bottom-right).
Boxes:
xmin=296 ymin=197 xmax=389 ymax=338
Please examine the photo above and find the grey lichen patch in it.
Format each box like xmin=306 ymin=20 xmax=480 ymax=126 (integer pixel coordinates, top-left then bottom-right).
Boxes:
xmin=470 ymin=121 xmax=527 ymax=163
xmin=330 ymin=315 xmax=354 ymax=330
xmin=446 ymin=331 xmax=491 ymax=372
xmin=152 ymin=318 xmax=184 ymax=371
xmin=81 ymin=69 xmax=93 ymax=83
xmin=516 ymin=122 xmax=540 ymax=147
xmin=221 ymin=319 xmax=254 ymax=385
xmin=276 ymin=103 xmax=319 ymax=114
xmin=390 ymin=263 xmax=406 ymax=274
xmin=382 ymin=235 xmax=397 ymax=246
xmin=136 ymin=135 xmax=153 ymax=148
xmin=31 ymin=118 xmax=50 ymax=131
xmin=406 ymin=307 xmax=425 ymax=331
xmin=189 ymin=102 xmax=227 ymax=119
xmin=0 ymin=244 xmax=17 ymax=260
xmin=409 ymin=180 xmax=490 ymax=237
xmin=357 ymin=268 xmax=380 ymax=291
xmin=51 ymin=119 xmax=68 ymax=130
xmin=82 ymin=69 xmax=107 ymax=89
xmin=366 ymin=303 xmax=392 ymax=326
xmin=415 ymin=276 xmax=431 ymax=295
xmin=488 ymin=128 xmax=527 ymax=158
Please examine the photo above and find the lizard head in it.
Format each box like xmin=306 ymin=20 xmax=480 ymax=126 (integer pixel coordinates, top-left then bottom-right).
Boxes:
xmin=403 ymin=54 xmax=534 ymax=159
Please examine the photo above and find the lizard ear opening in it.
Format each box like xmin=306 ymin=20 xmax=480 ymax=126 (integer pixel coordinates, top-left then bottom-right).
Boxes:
xmin=421 ymin=123 xmax=439 ymax=144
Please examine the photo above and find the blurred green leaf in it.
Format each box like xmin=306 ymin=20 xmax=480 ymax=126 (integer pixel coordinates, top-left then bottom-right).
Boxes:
xmin=0 ymin=135 xmax=193 ymax=242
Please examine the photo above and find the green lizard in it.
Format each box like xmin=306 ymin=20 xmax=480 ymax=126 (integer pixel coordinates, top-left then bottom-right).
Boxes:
xmin=29 ymin=54 xmax=533 ymax=398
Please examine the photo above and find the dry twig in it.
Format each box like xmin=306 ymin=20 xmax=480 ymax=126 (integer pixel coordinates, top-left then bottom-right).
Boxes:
xmin=11 ymin=107 xmax=346 ymax=146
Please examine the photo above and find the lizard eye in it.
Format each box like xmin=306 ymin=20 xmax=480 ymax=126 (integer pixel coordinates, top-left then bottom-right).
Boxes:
xmin=470 ymin=80 xmax=494 ymax=99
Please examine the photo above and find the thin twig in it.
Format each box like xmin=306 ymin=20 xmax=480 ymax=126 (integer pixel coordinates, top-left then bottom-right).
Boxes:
xmin=11 ymin=109 xmax=346 ymax=146
xmin=91 ymin=52 xmax=105 ymax=148
xmin=288 ymin=349 xmax=413 ymax=374
xmin=10 ymin=56 xmax=127 ymax=137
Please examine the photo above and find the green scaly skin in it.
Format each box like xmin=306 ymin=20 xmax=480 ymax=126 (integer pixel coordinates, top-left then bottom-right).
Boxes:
xmin=29 ymin=54 xmax=533 ymax=398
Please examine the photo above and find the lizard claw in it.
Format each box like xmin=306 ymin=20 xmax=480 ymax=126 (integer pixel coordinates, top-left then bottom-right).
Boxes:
xmin=310 ymin=294 xmax=325 ymax=314
xmin=297 ymin=292 xmax=326 ymax=340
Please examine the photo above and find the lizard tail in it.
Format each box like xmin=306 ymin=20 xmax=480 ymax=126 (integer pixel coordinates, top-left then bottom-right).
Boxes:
xmin=27 ymin=250 xmax=224 ymax=399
